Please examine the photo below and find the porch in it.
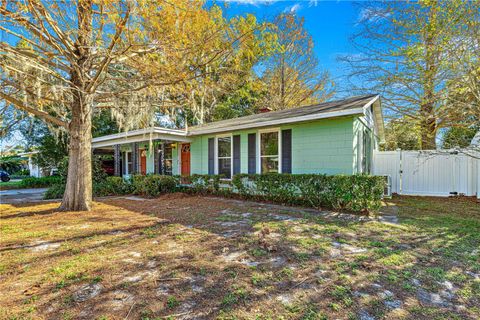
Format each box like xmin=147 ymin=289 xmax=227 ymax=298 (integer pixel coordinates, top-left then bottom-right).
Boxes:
xmin=92 ymin=127 xmax=192 ymax=177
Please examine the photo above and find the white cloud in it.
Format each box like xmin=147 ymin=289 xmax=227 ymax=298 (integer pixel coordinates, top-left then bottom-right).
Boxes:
xmin=283 ymin=2 xmax=301 ymax=13
xmin=289 ymin=3 xmax=301 ymax=12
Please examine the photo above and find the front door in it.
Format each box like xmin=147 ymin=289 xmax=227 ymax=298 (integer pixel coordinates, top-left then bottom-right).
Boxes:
xmin=140 ymin=149 xmax=147 ymax=175
xmin=181 ymin=144 xmax=191 ymax=176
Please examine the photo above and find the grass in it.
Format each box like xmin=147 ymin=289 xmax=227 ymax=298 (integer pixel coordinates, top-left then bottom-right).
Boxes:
xmin=0 ymin=194 xmax=479 ymax=319
xmin=0 ymin=180 xmax=22 ymax=190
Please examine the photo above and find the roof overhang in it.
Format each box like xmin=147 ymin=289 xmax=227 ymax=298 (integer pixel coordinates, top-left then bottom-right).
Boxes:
xmin=91 ymin=95 xmax=386 ymax=147
xmin=188 ymin=107 xmax=365 ymax=136
xmin=92 ymin=127 xmax=191 ymax=149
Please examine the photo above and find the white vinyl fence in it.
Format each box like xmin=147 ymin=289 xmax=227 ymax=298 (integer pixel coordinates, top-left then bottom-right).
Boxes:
xmin=373 ymin=150 xmax=479 ymax=198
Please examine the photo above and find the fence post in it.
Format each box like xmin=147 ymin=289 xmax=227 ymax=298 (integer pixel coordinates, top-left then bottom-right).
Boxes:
xmin=477 ymin=158 xmax=480 ymax=200
xmin=397 ymin=148 xmax=402 ymax=194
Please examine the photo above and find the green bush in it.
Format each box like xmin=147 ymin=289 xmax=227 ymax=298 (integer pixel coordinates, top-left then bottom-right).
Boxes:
xmin=43 ymin=183 xmax=65 ymax=199
xmin=12 ymin=169 xmax=30 ymax=178
xmin=0 ymin=156 xmax=26 ymax=174
xmin=45 ymin=172 xmax=384 ymax=213
xmin=131 ymin=174 xmax=178 ymax=197
xmin=94 ymin=176 xmax=133 ymax=197
xmin=20 ymin=176 xmax=62 ymax=188
xmin=232 ymin=173 xmax=385 ymax=212
xmin=183 ymin=174 xmax=223 ymax=194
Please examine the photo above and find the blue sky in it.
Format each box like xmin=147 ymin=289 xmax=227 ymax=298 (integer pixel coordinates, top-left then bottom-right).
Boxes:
xmin=217 ymin=0 xmax=361 ymax=89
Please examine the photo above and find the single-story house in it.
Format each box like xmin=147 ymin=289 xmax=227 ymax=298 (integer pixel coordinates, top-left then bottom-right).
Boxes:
xmin=92 ymin=94 xmax=385 ymax=178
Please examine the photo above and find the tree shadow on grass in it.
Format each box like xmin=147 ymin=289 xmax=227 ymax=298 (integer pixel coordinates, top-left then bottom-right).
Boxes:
xmin=2 ymin=195 xmax=479 ymax=319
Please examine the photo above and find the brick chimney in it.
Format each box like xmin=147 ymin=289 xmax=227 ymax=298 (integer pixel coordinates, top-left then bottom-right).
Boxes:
xmin=258 ymin=107 xmax=271 ymax=113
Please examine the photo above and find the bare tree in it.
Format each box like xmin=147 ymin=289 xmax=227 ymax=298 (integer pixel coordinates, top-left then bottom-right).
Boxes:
xmin=340 ymin=0 xmax=479 ymax=149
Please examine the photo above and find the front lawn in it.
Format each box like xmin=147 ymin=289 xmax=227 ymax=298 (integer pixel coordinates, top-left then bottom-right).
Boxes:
xmin=0 ymin=195 xmax=479 ymax=319
xmin=0 ymin=180 xmax=22 ymax=190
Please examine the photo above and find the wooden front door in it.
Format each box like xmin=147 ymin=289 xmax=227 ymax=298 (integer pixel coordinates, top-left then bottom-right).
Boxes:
xmin=180 ymin=144 xmax=191 ymax=176
xmin=140 ymin=149 xmax=147 ymax=175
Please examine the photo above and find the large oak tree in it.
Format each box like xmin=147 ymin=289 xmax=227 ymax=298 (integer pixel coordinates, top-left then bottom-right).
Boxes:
xmin=0 ymin=0 xmax=260 ymax=211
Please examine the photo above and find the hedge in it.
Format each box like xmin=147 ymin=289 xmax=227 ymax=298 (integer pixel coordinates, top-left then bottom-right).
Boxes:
xmin=231 ymin=173 xmax=385 ymax=212
xmin=44 ymin=173 xmax=384 ymax=213
xmin=19 ymin=176 xmax=62 ymax=188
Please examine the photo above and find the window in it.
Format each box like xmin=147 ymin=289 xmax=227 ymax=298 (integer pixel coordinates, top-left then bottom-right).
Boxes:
xmin=217 ymin=136 xmax=232 ymax=178
xmin=362 ymin=130 xmax=372 ymax=174
xmin=125 ymin=151 xmax=132 ymax=175
xmin=260 ymin=131 xmax=279 ymax=173
xmin=163 ymin=145 xmax=173 ymax=175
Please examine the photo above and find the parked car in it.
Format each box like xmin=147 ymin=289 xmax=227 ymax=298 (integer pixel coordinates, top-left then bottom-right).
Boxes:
xmin=0 ymin=170 xmax=10 ymax=182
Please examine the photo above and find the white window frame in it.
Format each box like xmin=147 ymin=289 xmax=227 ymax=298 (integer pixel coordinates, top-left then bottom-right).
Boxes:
xmin=215 ymin=133 xmax=233 ymax=179
xmin=124 ymin=151 xmax=132 ymax=176
xmin=257 ymin=128 xmax=282 ymax=174
xmin=163 ymin=144 xmax=174 ymax=175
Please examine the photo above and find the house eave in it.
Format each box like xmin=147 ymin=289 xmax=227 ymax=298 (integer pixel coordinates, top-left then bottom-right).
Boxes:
xmin=92 ymin=127 xmax=191 ymax=148
xmin=187 ymin=108 xmax=365 ymax=136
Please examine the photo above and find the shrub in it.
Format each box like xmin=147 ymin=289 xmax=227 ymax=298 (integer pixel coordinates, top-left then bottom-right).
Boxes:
xmin=94 ymin=176 xmax=133 ymax=196
xmin=183 ymin=174 xmax=223 ymax=194
xmin=43 ymin=183 xmax=65 ymax=199
xmin=232 ymin=173 xmax=385 ymax=212
xmin=11 ymin=169 xmax=30 ymax=178
xmin=131 ymin=174 xmax=178 ymax=197
xmin=20 ymin=176 xmax=62 ymax=188
xmin=0 ymin=156 xmax=26 ymax=174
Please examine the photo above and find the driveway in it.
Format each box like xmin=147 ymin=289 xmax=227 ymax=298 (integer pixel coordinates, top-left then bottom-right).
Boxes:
xmin=0 ymin=188 xmax=49 ymax=204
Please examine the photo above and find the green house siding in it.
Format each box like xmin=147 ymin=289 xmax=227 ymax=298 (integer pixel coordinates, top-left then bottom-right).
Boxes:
xmin=289 ymin=117 xmax=354 ymax=175
xmin=188 ymin=116 xmax=357 ymax=175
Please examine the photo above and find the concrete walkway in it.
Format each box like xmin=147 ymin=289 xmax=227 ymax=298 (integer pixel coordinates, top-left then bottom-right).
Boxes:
xmin=0 ymin=188 xmax=49 ymax=204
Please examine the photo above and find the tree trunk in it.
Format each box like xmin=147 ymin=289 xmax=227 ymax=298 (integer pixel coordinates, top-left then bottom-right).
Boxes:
xmin=419 ymin=110 xmax=437 ymax=150
xmin=420 ymin=4 xmax=438 ymax=150
xmin=59 ymin=98 xmax=93 ymax=211
xmin=58 ymin=0 xmax=93 ymax=211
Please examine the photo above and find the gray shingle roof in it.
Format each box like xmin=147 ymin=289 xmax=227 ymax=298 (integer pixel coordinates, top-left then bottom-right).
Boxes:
xmin=189 ymin=94 xmax=378 ymax=135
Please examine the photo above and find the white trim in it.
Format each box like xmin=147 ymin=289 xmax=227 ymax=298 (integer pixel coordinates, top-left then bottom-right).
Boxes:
xmin=257 ymin=128 xmax=282 ymax=174
xmin=189 ymin=107 xmax=365 ymax=136
xmin=362 ymin=95 xmax=379 ymax=114
xmin=124 ymin=151 xmax=132 ymax=176
xmin=92 ymin=127 xmax=187 ymax=143
xmin=92 ymin=133 xmax=192 ymax=148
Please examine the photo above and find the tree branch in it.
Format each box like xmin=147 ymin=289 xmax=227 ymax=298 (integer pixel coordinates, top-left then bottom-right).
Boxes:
xmin=0 ymin=92 xmax=68 ymax=128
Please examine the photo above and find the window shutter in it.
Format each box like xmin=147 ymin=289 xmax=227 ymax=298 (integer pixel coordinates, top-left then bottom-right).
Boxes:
xmin=233 ymin=135 xmax=241 ymax=175
xmin=208 ymin=138 xmax=215 ymax=175
xmin=248 ymin=133 xmax=256 ymax=174
xmin=281 ymin=129 xmax=292 ymax=173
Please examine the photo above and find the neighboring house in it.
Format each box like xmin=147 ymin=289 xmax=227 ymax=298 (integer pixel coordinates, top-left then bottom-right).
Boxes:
xmin=92 ymin=94 xmax=385 ymax=178
xmin=18 ymin=151 xmax=43 ymax=177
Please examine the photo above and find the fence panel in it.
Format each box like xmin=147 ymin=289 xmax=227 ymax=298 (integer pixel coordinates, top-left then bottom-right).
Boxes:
xmin=373 ymin=150 xmax=478 ymax=197
xmin=372 ymin=151 xmax=400 ymax=194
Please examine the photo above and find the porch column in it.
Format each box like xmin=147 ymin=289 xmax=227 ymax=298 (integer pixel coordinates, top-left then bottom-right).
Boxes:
xmin=114 ymin=144 xmax=121 ymax=176
xmin=160 ymin=142 xmax=165 ymax=175
xmin=131 ymin=142 xmax=139 ymax=174
xmin=154 ymin=142 xmax=160 ymax=174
